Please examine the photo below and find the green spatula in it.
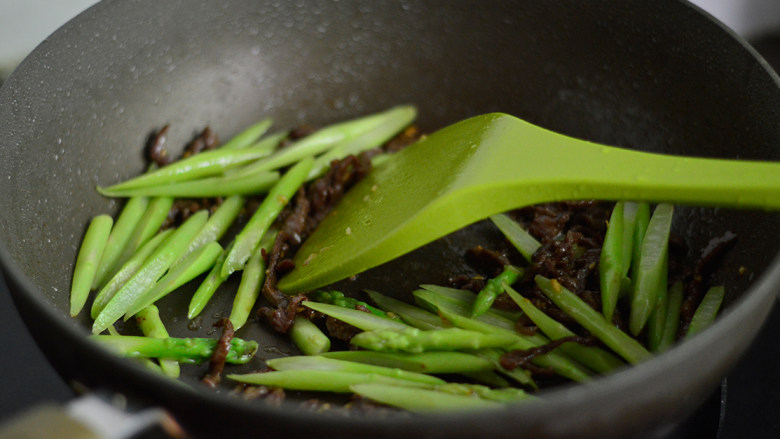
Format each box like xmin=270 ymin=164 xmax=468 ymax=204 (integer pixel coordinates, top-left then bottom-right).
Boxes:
xmin=278 ymin=113 xmax=780 ymax=293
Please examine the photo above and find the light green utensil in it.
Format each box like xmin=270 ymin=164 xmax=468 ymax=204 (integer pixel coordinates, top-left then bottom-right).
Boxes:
xmin=278 ymin=113 xmax=780 ymax=293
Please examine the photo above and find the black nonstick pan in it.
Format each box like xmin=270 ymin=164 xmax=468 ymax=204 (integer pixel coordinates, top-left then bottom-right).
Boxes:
xmin=1 ymin=0 xmax=780 ymax=438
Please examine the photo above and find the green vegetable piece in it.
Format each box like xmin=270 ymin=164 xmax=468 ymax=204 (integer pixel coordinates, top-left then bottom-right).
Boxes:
xmin=92 ymin=197 xmax=150 ymax=289
xmin=350 ymin=383 xmax=503 ymax=412
xmin=311 ymin=290 xmax=388 ymax=317
xmin=222 ymin=157 xmax=313 ymax=277
xmin=92 ymin=211 xmax=208 ymax=334
xmin=135 ymin=305 xmax=180 ymax=378
xmin=471 ymin=265 xmax=522 ymax=318
xmin=489 ymin=213 xmax=541 ymax=262
xmin=188 ymin=242 xmax=233 ymax=319
xmin=419 ymin=284 xmax=522 ymax=322
xmin=111 ymin=197 xmax=175 ymax=275
xmin=229 ymin=230 xmax=278 ymax=330
xmin=646 ymin=250 xmax=669 ymax=351
xmin=227 ymin=370 xmax=429 ymax=393
xmin=92 ymin=334 xmax=258 ymax=364
xmin=302 ymin=301 xmax=410 ymax=332
xmin=246 ymin=130 xmax=288 ymax=154
xmin=231 ymin=105 xmax=415 ymax=179
xmin=432 ymin=383 xmax=531 ymax=403
xmin=70 ymin=214 xmax=113 ymax=316
xmin=413 ymin=288 xmax=517 ymax=332
xmin=321 ymin=350 xmax=494 ymax=374
xmin=620 ymin=201 xmax=641 ymax=278
xmin=175 ymin=195 xmax=244 ymax=267
xmin=99 ymin=145 xmax=274 ymax=192
xmin=600 ymin=201 xmax=624 ymax=322
xmin=434 ymin=307 xmax=591 ymax=383
xmin=470 ymin=349 xmax=536 ymax=388
xmin=266 ymin=356 xmax=444 ymax=386
xmin=220 ymin=118 xmax=273 ymax=150
xmin=92 ymin=230 xmax=173 ymax=319
xmin=503 ymin=283 xmax=624 ymax=374
xmin=630 ymin=203 xmax=674 ymax=336
xmin=629 ymin=202 xmax=651 ymax=287
xmin=686 ymin=286 xmax=725 ymax=339
xmin=98 ymin=170 xmax=279 ymax=198
xmin=350 ymin=327 xmax=519 ymax=353
xmin=535 ymin=275 xmax=651 ymax=364
xmin=365 ymin=289 xmax=444 ymax=330
xmin=306 ymin=105 xmax=417 ymax=179
xmin=124 ymin=240 xmax=223 ymax=319
xmin=657 ymin=281 xmax=684 ymax=351
xmin=289 ymin=316 xmax=331 ymax=356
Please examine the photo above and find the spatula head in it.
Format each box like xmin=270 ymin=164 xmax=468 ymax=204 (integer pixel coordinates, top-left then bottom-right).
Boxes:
xmin=278 ymin=113 xmax=532 ymax=292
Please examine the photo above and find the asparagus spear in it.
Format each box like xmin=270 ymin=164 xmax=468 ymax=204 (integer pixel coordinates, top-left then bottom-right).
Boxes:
xmin=220 ymin=118 xmax=273 ymax=150
xmin=98 ymin=144 xmax=275 ymax=192
xmin=311 ymin=290 xmax=389 ymax=318
xmin=92 ymin=335 xmax=258 ymax=364
xmin=227 ymin=370 xmax=431 ymax=393
xmin=123 ymin=240 xmax=223 ymax=319
xmin=135 ymin=305 xmax=180 ymax=378
xmin=230 ymin=105 xmax=416 ymax=178
xmin=92 ymin=197 xmax=149 ymax=289
xmin=70 ymin=214 xmax=113 ymax=316
xmin=96 ymin=170 xmax=279 ymax=198
xmin=419 ymin=284 xmax=522 ymax=322
xmin=306 ymin=105 xmax=418 ymax=179
xmin=302 ymin=301 xmax=410 ymax=332
xmin=489 ymin=213 xmax=541 ymax=262
xmin=321 ymin=350 xmax=494 ymax=374
xmin=686 ymin=286 xmax=725 ymax=339
xmin=600 ymin=201 xmax=624 ymax=322
xmin=350 ymin=383 xmax=504 ymax=412
xmin=350 ymin=327 xmax=519 ymax=353
xmin=92 ymin=211 xmax=209 ymax=334
xmin=364 ymin=289 xmax=535 ymax=386
xmin=364 ymin=289 xmax=444 ymax=330
xmin=471 ymin=265 xmax=523 ymax=318
xmin=221 ymin=157 xmax=313 ymax=277
xmin=188 ymin=241 xmax=233 ymax=319
xmin=229 ymin=230 xmax=278 ymax=330
xmin=109 ymin=196 xmax=175 ymax=277
xmin=503 ymin=283 xmax=624 ymax=374
xmin=289 ymin=316 xmax=331 ymax=356
xmin=434 ymin=307 xmax=592 ymax=383
xmin=266 ymin=356 xmax=445 ymax=386
xmin=657 ymin=281 xmax=684 ymax=351
xmin=535 ymin=275 xmax=651 ymax=364
xmin=630 ymin=203 xmax=674 ymax=336
xmin=174 ymin=194 xmax=244 ymax=266
xmin=91 ymin=230 xmax=173 ymax=319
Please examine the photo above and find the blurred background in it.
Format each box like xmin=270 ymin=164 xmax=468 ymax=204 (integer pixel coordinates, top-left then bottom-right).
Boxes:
xmin=0 ymin=0 xmax=779 ymax=437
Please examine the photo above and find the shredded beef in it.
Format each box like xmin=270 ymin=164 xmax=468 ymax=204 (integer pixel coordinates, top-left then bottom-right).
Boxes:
xmin=147 ymin=124 xmax=171 ymax=167
xmin=466 ymin=246 xmax=511 ymax=277
xmin=202 ymin=318 xmax=235 ymax=388
xmin=258 ymin=154 xmax=373 ymax=333
xmin=182 ymin=126 xmax=219 ymax=158
xmin=325 ymin=315 xmax=363 ymax=343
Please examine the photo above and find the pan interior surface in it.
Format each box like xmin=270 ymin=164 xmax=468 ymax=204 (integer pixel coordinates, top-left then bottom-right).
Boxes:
xmin=0 ymin=0 xmax=779 ymax=437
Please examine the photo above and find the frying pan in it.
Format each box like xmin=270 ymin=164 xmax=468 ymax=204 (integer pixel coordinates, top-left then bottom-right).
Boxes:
xmin=1 ymin=0 xmax=779 ymax=437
